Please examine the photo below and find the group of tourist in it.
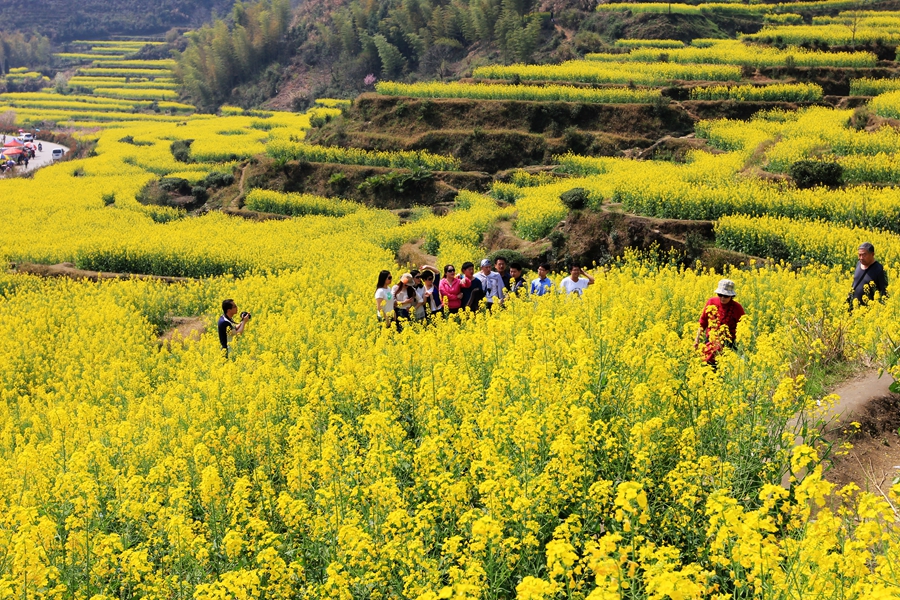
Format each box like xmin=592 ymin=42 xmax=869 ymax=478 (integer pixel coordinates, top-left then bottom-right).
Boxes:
xmin=217 ymin=243 xmax=889 ymax=361
xmin=370 ymin=242 xmax=889 ymax=366
xmin=374 ymin=256 xmax=595 ymax=329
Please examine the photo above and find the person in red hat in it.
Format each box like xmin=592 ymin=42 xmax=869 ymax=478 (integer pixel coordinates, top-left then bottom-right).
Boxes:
xmin=694 ymin=279 xmax=745 ymax=366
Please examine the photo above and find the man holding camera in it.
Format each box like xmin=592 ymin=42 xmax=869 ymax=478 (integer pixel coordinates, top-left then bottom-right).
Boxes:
xmin=218 ymin=299 xmax=250 ymax=358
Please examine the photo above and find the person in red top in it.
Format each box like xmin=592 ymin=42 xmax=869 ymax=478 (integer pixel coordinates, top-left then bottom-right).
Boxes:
xmin=694 ymin=279 xmax=745 ymax=366
xmin=439 ymin=264 xmax=463 ymax=313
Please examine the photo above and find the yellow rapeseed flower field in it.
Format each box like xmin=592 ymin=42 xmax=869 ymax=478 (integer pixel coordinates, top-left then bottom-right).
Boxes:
xmin=3 ymin=35 xmax=900 ymax=600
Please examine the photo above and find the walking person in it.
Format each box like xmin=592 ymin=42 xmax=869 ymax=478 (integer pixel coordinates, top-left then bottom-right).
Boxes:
xmin=694 ymin=279 xmax=745 ymax=367
xmin=439 ymin=264 xmax=463 ymax=314
xmin=560 ymin=265 xmax=595 ymax=295
xmin=375 ymin=270 xmax=397 ymax=329
xmin=848 ymin=242 xmax=888 ymax=309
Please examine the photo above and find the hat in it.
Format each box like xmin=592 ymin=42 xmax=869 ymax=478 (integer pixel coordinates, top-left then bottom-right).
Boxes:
xmin=400 ymin=273 xmax=413 ymax=284
xmin=715 ymin=279 xmax=736 ymax=297
xmin=480 ymin=259 xmax=492 ymax=268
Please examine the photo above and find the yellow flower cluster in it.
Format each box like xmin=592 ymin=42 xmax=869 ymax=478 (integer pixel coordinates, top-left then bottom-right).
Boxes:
xmin=244 ymin=189 xmax=360 ymax=217
xmin=89 ymin=59 xmax=177 ymax=70
xmin=744 ymin=23 xmax=900 ymax=45
xmin=595 ymin=0 xmax=866 ymax=15
xmin=689 ymin=82 xmax=823 ymax=102
xmin=315 ymin=98 xmax=353 ymax=108
xmin=613 ymin=38 xmax=685 ymax=48
xmin=375 ymin=80 xmax=663 ymax=104
xmin=716 ymin=214 xmax=900 ymax=268
xmin=91 ymin=87 xmax=180 ymax=100
xmin=78 ymin=67 xmax=174 ymax=78
xmin=869 ymin=90 xmax=900 ymax=119
xmin=266 ymin=140 xmax=461 ymax=171
xmin=5 ymin=30 xmax=900 ymax=599
xmin=1 ymin=257 xmax=899 ymax=597
xmin=588 ymin=40 xmax=877 ymax=67
xmin=473 ymin=60 xmax=741 ymax=85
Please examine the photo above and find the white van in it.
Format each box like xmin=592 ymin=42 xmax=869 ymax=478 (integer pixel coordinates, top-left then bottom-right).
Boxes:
xmin=51 ymin=148 xmax=64 ymax=160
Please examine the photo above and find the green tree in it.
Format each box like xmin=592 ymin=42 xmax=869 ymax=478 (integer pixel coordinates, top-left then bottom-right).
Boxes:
xmin=174 ymin=0 xmax=291 ymax=110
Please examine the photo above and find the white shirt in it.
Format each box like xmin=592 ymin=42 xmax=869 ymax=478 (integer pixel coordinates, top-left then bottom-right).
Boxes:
xmin=560 ymin=276 xmax=589 ymax=295
xmin=392 ymin=285 xmax=413 ymax=312
xmin=375 ymin=288 xmax=395 ymax=315
xmin=474 ymin=271 xmax=506 ymax=303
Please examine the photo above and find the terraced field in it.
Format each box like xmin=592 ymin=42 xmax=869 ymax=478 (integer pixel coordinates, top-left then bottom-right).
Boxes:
xmin=3 ymin=15 xmax=900 ymax=600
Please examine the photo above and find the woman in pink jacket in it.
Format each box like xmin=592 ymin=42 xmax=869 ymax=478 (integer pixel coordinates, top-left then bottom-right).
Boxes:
xmin=439 ymin=264 xmax=463 ymax=314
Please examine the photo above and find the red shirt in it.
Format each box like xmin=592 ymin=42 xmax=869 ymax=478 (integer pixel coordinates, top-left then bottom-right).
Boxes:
xmin=699 ymin=297 xmax=745 ymax=342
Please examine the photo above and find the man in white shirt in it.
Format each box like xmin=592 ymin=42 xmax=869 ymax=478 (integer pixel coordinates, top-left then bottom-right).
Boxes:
xmin=560 ymin=265 xmax=594 ymax=295
xmin=474 ymin=258 xmax=506 ymax=308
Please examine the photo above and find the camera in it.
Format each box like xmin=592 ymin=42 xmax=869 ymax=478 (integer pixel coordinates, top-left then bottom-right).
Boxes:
xmin=240 ymin=311 xmax=251 ymax=321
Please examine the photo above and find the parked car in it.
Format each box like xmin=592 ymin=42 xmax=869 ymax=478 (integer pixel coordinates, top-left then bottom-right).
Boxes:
xmin=51 ymin=148 xmax=64 ymax=160
xmin=21 ymin=132 xmax=34 ymax=142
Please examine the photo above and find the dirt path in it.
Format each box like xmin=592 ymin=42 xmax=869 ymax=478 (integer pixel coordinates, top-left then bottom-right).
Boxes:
xmin=824 ymin=371 xmax=896 ymax=423
xmin=230 ymin=162 xmax=249 ymax=210
xmin=159 ymin=316 xmax=206 ymax=347
xmin=819 ymin=371 xmax=900 ymax=492
xmin=9 ymin=262 xmax=194 ymax=283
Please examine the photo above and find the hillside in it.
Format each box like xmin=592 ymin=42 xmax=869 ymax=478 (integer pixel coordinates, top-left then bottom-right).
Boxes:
xmin=263 ymin=4 xmax=767 ymax=108
xmin=0 ymin=0 xmax=237 ymax=40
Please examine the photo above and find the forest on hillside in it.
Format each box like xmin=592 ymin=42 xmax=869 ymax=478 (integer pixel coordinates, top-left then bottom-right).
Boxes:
xmin=0 ymin=0 xmax=237 ymax=40
xmin=175 ymin=0 xmax=293 ymax=111
xmin=298 ymin=0 xmax=575 ymax=85
xmin=173 ymin=0 xmax=615 ymax=110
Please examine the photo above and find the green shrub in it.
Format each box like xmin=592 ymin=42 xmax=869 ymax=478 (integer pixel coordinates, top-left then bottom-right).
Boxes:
xmin=191 ymin=186 xmax=208 ymax=202
xmin=201 ymin=171 xmax=235 ymax=188
xmin=560 ymin=187 xmax=589 ymax=210
xmin=423 ymin=232 xmax=441 ymax=255
xmin=790 ymin=160 xmax=843 ymax=189
xmin=170 ymin=139 xmax=193 ymax=163
xmin=159 ymin=177 xmax=191 ymax=195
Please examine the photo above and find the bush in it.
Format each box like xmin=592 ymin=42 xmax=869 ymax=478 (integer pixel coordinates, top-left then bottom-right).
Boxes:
xmin=191 ymin=186 xmax=208 ymax=203
xmin=201 ymin=171 xmax=235 ymax=188
xmin=423 ymin=232 xmax=441 ymax=255
xmin=560 ymin=187 xmax=589 ymax=210
xmin=170 ymin=139 xmax=193 ymax=163
xmin=850 ymin=105 xmax=870 ymax=131
xmin=789 ymin=160 xmax=844 ymax=189
xmin=159 ymin=177 xmax=191 ymax=195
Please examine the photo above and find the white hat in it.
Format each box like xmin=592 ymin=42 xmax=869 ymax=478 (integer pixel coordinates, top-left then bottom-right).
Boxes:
xmin=480 ymin=259 xmax=492 ymax=268
xmin=715 ymin=279 xmax=736 ymax=297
